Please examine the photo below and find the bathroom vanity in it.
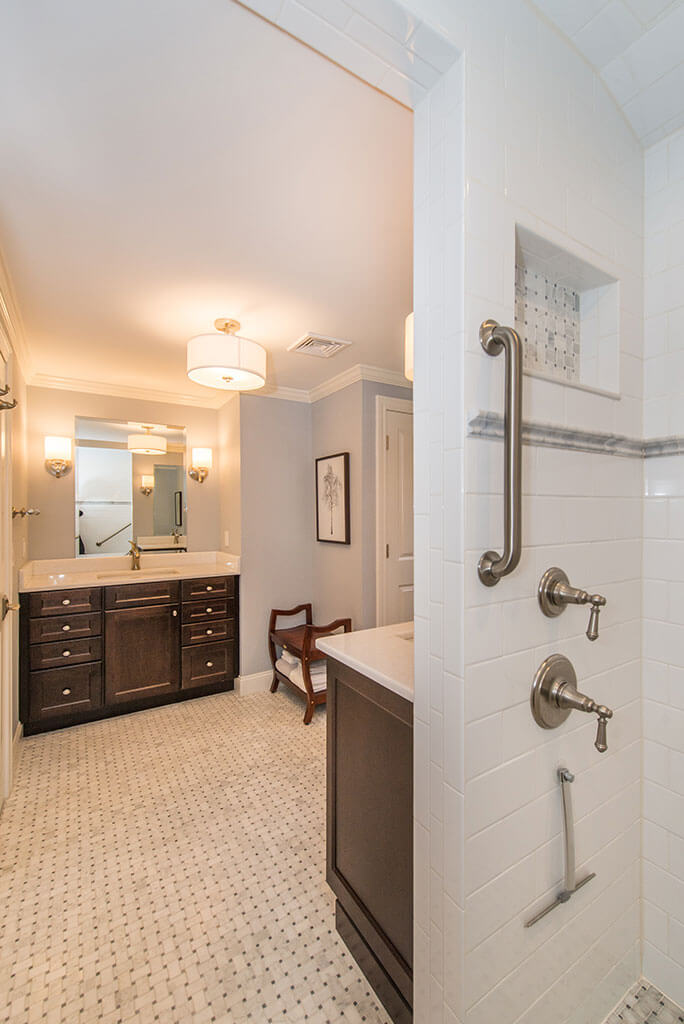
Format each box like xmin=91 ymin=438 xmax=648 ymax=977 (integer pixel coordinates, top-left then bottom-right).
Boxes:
xmin=318 ymin=622 xmax=414 ymax=1024
xmin=18 ymin=553 xmax=239 ymax=735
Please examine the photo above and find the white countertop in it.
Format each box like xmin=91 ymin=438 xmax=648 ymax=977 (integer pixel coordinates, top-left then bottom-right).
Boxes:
xmin=316 ymin=621 xmax=414 ymax=703
xmin=19 ymin=550 xmax=240 ymax=592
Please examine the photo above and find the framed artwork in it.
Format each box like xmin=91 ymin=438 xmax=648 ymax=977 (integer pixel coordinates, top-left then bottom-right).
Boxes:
xmin=315 ymin=452 xmax=350 ymax=544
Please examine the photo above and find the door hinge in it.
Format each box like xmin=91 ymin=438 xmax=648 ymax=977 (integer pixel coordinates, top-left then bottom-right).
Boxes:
xmin=386 ymin=544 xmax=389 ymax=558
xmin=385 ymin=434 xmax=389 ymax=451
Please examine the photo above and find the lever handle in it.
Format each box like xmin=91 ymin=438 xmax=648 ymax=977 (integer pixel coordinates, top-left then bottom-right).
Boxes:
xmin=595 ymin=714 xmax=609 ymax=753
xmin=586 ymin=600 xmax=603 ymax=641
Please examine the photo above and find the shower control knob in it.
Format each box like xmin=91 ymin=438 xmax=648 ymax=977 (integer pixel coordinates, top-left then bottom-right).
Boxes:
xmin=531 ymin=654 xmax=614 ymax=754
xmin=538 ymin=568 xmax=607 ymax=641
xmin=594 ymin=708 xmax=612 ymax=754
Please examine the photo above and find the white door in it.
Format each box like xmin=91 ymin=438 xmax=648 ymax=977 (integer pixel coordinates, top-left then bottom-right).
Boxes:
xmin=377 ymin=397 xmax=413 ymax=626
xmin=0 ymin=333 xmax=15 ymax=803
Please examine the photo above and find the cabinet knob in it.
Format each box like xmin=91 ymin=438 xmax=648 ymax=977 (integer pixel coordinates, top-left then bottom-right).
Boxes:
xmin=62 ymin=688 xmax=71 ymax=696
xmin=206 ymin=586 xmax=213 ymax=591
xmin=172 ymin=609 xmax=178 ymax=617
xmin=206 ymin=607 xmax=212 ymax=613
xmin=206 ymin=629 xmax=213 ymax=635
xmin=62 ymin=624 xmax=71 ymax=632
xmin=62 ymin=650 xmax=71 ymax=657
xmin=206 ymin=661 xmax=213 ymax=668
xmin=62 ymin=598 xmax=71 ymax=606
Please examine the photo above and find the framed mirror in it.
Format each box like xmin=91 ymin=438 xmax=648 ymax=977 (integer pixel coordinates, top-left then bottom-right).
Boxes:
xmin=74 ymin=417 xmax=187 ymax=556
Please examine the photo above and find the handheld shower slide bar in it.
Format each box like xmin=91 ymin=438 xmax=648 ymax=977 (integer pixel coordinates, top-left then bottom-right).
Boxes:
xmin=478 ymin=319 xmax=523 ymax=587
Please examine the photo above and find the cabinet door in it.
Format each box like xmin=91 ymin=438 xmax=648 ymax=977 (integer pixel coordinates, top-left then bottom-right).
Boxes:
xmin=105 ymin=605 xmax=180 ymax=704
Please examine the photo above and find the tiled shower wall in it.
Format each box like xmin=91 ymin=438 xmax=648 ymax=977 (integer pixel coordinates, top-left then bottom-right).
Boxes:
xmin=412 ymin=56 xmax=465 ymax=1024
xmin=642 ymin=125 xmax=684 ymax=1007
xmin=410 ymin=0 xmax=644 ymax=1021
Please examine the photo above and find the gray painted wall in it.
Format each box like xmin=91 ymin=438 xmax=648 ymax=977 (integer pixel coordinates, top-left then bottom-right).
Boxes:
xmin=238 ymin=394 xmax=313 ymax=676
xmin=218 ymin=394 xmax=241 ymax=554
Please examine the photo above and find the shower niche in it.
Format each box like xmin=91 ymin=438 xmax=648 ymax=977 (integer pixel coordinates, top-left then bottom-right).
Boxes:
xmin=515 ymin=225 xmax=620 ymax=396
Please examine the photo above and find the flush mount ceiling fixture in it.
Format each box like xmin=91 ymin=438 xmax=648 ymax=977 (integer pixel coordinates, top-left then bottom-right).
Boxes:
xmin=127 ymin=425 xmax=168 ymax=455
xmin=187 ymin=318 xmax=266 ymax=391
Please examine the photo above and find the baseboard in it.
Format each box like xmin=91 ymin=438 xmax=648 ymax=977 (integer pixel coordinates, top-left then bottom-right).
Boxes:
xmin=237 ymin=670 xmax=273 ymax=695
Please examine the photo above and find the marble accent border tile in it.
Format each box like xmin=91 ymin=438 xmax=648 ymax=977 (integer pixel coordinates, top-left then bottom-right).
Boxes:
xmin=468 ymin=411 xmax=684 ymax=459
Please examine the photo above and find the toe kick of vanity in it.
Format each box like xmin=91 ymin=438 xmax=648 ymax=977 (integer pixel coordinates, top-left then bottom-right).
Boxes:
xmin=19 ymin=574 xmax=240 ymax=734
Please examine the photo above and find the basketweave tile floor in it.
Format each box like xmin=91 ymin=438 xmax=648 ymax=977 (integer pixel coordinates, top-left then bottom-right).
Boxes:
xmin=605 ymin=981 xmax=684 ymax=1024
xmin=0 ymin=690 xmax=391 ymax=1024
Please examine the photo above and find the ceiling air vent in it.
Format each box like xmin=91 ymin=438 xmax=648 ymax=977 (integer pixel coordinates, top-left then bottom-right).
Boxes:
xmin=287 ymin=333 xmax=352 ymax=358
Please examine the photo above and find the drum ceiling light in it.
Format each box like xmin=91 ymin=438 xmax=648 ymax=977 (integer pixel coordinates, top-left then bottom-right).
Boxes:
xmin=127 ymin=425 xmax=168 ymax=455
xmin=187 ymin=318 xmax=266 ymax=391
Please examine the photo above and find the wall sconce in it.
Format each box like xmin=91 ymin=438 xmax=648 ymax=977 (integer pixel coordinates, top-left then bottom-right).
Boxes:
xmin=404 ymin=312 xmax=414 ymax=383
xmin=45 ymin=436 xmax=73 ymax=478
xmin=140 ymin=474 xmax=154 ymax=496
xmin=188 ymin=447 xmax=212 ymax=483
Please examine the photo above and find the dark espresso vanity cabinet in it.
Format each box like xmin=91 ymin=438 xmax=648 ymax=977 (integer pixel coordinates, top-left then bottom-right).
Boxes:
xmin=326 ymin=657 xmax=413 ymax=1024
xmin=20 ymin=575 xmax=239 ymax=734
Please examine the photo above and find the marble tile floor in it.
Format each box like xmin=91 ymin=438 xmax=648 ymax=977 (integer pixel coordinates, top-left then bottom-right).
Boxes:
xmin=605 ymin=982 xmax=684 ymax=1024
xmin=0 ymin=690 xmax=391 ymax=1024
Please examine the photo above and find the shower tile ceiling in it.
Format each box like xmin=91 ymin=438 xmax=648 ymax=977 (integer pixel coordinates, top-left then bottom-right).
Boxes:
xmin=531 ymin=0 xmax=684 ymax=146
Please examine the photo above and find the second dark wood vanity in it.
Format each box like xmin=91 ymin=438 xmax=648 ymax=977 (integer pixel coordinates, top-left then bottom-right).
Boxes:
xmin=20 ymin=574 xmax=239 ymax=734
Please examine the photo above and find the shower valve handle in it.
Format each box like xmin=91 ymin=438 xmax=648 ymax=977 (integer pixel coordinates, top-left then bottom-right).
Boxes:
xmin=554 ymin=680 xmax=613 ymax=753
xmin=538 ymin=568 xmax=607 ymax=640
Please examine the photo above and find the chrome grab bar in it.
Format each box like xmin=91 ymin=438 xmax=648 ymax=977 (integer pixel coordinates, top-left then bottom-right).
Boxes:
xmin=95 ymin=521 xmax=132 ymax=547
xmin=478 ymin=319 xmax=523 ymax=587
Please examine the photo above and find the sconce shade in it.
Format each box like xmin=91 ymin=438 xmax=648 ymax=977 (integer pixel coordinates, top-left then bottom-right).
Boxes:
xmin=141 ymin=475 xmax=154 ymax=490
xmin=191 ymin=448 xmax=212 ymax=470
xmin=404 ymin=312 xmax=414 ymax=383
xmin=187 ymin=333 xmax=266 ymax=391
xmin=127 ymin=433 xmax=167 ymax=455
xmin=45 ymin=436 xmax=72 ymax=462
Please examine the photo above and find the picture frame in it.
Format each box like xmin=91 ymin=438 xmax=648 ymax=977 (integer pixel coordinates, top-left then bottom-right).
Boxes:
xmin=315 ymin=452 xmax=350 ymax=544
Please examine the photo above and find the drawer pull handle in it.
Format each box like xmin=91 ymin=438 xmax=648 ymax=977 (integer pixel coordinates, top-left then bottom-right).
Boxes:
xmin=62 ymin=650 xmax=71 ymax=657
xmin=206 ymin=629 xmax=213 ymax=635
xmin=206 ymin=661 xmax=214 ymax=668
xmin=206 ymin=607 xmax=212 ymax=613
xmin=62 ymin=624 xmax=71 ymax=632
xmin=62 ymin=688 xmax=71 ymax=696
xmin=62 ymin=599 xmax=71 ymax=606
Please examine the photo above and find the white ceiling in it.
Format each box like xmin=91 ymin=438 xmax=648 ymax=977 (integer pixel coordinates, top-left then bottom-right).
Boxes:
xmin=0 ymin=0 xmax=412 ymax=404
xmin=531 ymin=0 xmax=684 ymax=147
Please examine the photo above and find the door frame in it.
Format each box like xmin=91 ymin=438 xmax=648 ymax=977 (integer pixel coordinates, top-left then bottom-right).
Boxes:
xmin=375 ymin=395 xmax=413 ymax=628
xmin=0 ymin=323 xmax=14 ymax=803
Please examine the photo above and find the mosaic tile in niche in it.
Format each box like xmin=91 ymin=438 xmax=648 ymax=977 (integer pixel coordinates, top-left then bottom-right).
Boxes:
xmin=515 ymin=263 xmax=581 ymax=383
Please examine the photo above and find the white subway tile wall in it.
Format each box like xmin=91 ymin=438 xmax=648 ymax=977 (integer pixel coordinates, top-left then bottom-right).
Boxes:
xmin=642 ymin=123 xmax=684 ymax=1008
xmin=412 ymin=56 xmax=465 ymax=1024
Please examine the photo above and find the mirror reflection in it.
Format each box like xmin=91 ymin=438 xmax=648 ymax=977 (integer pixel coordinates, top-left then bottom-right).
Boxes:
xmin=74 ymin=417 xmax=187 ymax=556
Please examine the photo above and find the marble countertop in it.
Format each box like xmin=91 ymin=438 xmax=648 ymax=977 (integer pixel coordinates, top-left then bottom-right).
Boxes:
xmin=316 ymin=621 xmax=414 ymax=703
xmin=19 ymin=551 xmax=240 ymax=592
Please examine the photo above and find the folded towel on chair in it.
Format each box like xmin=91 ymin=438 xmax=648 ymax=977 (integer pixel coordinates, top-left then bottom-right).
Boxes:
xmin=280 ymin=649 xmax=299 ymax=666
xmin=290 ymin=663 xmax=327 ymax=693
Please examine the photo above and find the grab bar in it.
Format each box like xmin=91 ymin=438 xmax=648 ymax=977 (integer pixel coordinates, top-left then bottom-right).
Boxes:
xmin=96 ymin=522 xmax=132 ymax=547
xmin=478 ymin=319 xmax=523 ymax=587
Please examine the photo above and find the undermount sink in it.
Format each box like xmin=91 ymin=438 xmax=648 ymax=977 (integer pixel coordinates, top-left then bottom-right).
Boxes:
xmin=96 ymin=568 xmax=181 ymax=579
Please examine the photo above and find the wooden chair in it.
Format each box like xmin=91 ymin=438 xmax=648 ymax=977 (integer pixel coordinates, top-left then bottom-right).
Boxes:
xmin=268 ymin=604 xmax=352 ymax=724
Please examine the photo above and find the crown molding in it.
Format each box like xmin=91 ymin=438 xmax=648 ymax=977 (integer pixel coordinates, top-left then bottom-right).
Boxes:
xmin=308 ymin=364 xmax=411 ymax=404
xmin=30 ymin=373 xmax=228 ymax=410
xmin=27 ymin=363 xmax=412 ymax=410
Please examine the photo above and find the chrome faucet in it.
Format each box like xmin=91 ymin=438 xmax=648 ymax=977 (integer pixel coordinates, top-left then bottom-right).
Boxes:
xmin=129 ymin=540 xmax=141 ymax=571
xmin=538 ymin=568 xmax=607 ymax=641
xmin=531 ymin=654 xmax=614 ymax=753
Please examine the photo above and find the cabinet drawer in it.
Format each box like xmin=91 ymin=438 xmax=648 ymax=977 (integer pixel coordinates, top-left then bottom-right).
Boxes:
xmin=104 ymin=579 xmax=180 ymax=609
xmin=29 ymin=612 xmax=102 ymax=645
xmin=182 ymin=619 xmax=233 ymax=646
xmin=181 ymin=641 xmax=233 ymax=689
xmin=182 ymin=599 xmax=232 ymax=624
xmin=29 ymin=663 xmax=103 ymax=721
xmin=30 ymin=636 xmax=102 ymax=671
xmin=181 ymin=576 xmax=233 ymax=602
xmin=29 ymin=588 xmax=102 ymax=618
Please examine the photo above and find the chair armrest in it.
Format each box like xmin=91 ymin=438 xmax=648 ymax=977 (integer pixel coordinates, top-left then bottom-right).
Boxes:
xmin=268 ymin=603 xmax=313 ymax=633
xmin=302 ymin=618 xmax=352 ymax=661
